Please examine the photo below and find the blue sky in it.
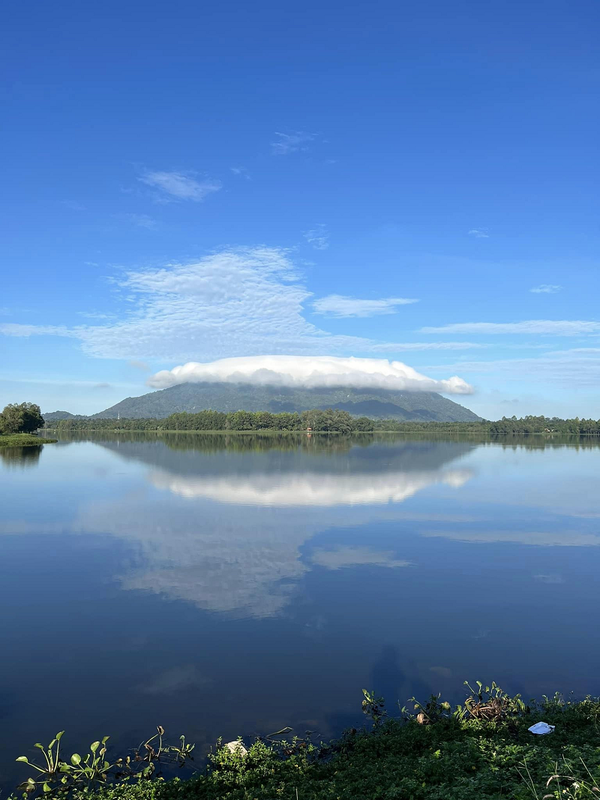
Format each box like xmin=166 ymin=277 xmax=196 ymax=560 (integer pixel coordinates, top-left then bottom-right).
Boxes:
xmin=1 ymin=0 xmax=599 ymax=418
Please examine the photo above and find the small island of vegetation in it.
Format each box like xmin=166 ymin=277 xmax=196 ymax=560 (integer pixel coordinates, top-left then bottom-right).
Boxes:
xmin=0 ymin=402 xmax=56 ymax=447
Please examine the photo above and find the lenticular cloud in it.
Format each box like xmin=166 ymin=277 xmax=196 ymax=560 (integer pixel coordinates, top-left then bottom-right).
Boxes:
xmin=148 ymin=355 xmax=473 ymax=394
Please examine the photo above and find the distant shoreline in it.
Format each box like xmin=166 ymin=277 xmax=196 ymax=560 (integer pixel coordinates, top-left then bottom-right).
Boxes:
xmin=44 ymin=427 xmax=600 ymax=437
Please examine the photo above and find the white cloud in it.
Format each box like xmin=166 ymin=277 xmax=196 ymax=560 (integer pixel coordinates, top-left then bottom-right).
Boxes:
xmin=230 ymin=166 xmax=250 ymax=179
xmin=151 ymin=467 xmax=474 ymax=507
xmin=0 ymin=323 xmax=77 ymax=338
xmin=311 ymin=547 xmax=411 ymax=569
xmin=423 ymin=348 xmax=600 ymax=387
xmin=77 ymin=311 xmax=114 ymax=320
xmin=138 ymin=170 xmax=222 ymax=202
xmin=468 ymin=228 xmax=489 ymax=238
xmin=129 ymin=359 xmax=150 ymax=372
xmin=304 ymin=224 xmax=329 ymax=250
xmin=271 ymin=131 xmax=316 ymax=155
xmin=148 ymin=354 xmax=473 ymax=394
xmin=314 ymin=294 xmax=418 ymax=318
xmin=122 ymin=213 xmax=157 ymax=230
xmin=423 ymin=528 xmax=600 ymax=547
xmin=0 ymin=247 xmax=479 ymax=372
xmin=530 ymin=284 xmax=562 ymax=294
xmin=422 ymin=320 xmax=600 ymax=336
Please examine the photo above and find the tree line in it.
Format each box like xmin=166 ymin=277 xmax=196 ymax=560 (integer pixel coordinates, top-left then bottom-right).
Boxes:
xmin=47 ymin=410 xmax=600 ymax=435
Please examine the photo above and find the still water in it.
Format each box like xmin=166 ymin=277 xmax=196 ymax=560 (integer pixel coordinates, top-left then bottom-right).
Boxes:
xmin=1 ymin=433 xmax=599 ymax=786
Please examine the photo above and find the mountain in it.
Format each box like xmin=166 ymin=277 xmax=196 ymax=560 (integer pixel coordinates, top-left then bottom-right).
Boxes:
xmin=43 ymin=410 xmax=80 ymax=421
xmin=92 ymin=382 xmax=481 ymax=422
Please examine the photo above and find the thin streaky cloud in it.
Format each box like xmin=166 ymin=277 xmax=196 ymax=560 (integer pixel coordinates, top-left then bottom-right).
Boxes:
xmin=0 ymin=323 xmax=78 ymax=338
xmin=468 ymin=228 xmax=489 ymax=238
xmin=304 ymin=224 xmax=329 ymax=250
xmin=311 ymin=546 xmax=410 ymax=570
xmin=230 ymin=166 xmax=250 ymax=179
xmin=121 ymin=213 xmax=158 ymax=230
xmin=530 ymin=284 xmax=562 ymax=294
xmin=61 ymin=200 xmax=85 ymax=211
xmin=421 ymin=320 xmax=600 ymax=336
xmin=139 ymin=170 xmax=222 ymax=202
xmin=423 ymin=349 xmax=600 ymax=386
xmin=129 ymin=359 xmax=151 ymax=372
xmin=271 ymin=131 xmax=316 ymax=155
xmin=314 ymin=294 xmax=418 ymax=318
xmin=77 ymin=311 xmax=115 ymax=320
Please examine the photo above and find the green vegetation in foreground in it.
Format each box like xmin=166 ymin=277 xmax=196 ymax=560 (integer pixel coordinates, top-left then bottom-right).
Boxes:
xmin=0 ymin=433 xmax=57 ymax=447
xmin=11 ymin=684 xmax=600 ymax=800
xmin=48 ymin=409 xmax=600 ymax=435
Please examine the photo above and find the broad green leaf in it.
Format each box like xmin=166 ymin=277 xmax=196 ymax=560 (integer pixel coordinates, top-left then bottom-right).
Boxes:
xmin=42 ymin=783 xmax=51 ymax=793
xmin=56 ymin=732 xmax=65 ymax=741
xmin=70 ymin=754 xmax=81 ymax=766
xmin=16 ymin=756 xmax=29 ymax=763
xmin=90 ymin=741 xmax=100 ymax=753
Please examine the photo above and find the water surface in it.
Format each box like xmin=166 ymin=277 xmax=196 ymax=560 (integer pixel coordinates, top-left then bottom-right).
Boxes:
xmin=1 ymin=433 xmax=600 ymax=786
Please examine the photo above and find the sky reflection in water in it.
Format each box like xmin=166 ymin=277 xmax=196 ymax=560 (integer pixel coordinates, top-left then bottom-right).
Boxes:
xmin=1 ymin=434 xmax=599 ymax=787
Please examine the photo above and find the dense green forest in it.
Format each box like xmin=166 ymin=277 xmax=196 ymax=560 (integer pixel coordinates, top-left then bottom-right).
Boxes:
xmin=47 ymin=409 xmax=600 ymax=434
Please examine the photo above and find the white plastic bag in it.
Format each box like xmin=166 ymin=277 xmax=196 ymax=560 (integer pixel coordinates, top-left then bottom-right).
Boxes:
xmin=528 ymin=722 xmax=555 ymax=735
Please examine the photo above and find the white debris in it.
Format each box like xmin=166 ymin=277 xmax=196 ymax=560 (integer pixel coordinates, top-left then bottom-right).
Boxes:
xmin=225 ymin=740 xmax=248 ymax=755
xmin=528 ymin=722 xmax=555 ymax=735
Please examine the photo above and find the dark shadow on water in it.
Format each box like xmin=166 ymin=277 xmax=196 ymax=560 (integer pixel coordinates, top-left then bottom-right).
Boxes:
xmin=0 ymin=446 xmax=42 ymax=468
xmin=371 ymin=645 xmax=432 ymax=715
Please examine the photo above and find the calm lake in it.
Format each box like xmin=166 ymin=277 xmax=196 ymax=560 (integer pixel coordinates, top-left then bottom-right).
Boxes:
xmin=1 ymin=433 xmax=600 ymax=786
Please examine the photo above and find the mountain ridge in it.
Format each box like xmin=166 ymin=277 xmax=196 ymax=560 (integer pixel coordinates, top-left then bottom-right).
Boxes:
xmin=77 ymin=382 xmax=481 ymax=422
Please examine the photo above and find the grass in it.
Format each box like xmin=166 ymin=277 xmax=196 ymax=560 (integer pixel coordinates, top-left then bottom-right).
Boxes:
xmin=11 ymin=690 xmax=600 ymax=800
xmin=0 ymin=433 xmax=57 ymax=447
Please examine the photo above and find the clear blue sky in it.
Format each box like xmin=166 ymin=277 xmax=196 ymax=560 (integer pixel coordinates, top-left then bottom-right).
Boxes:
xmin=1 ymin=0 xmax=599 ymax=418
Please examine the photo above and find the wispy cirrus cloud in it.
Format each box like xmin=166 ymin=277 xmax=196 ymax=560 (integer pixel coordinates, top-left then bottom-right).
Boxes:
xmin=120 ymin=213 xmax=157 ymax=230
xmin=61 ymin=200 xmax=85 ymax=211
xmin=530 ymin=284 xmax=562 ymax=294
xmin=230 ymin=166 xmax=250 ymax=179
xmin=468 ymin=228 xmax=489 ymax=238
xmin=303 ymin=224 xmax=329 ymax=250
xmin=314 ymin=294 xmax=418 ymax=318
xmin=138 ymin=170 xmax=222 ymax=202
xmin=271 ymin=131 xmax=316 ymax=155
xmin=422 ymin=320 xmax=600 ymax=336
xmin=129 ymin=359 xmax=151 ymax=372
xmin=424 ymin=348 xmax=600 ymax=387
xmin=0 ymin=323 xmax=77 ymax=338
xmin=311 ymin=546 xmax=410 ymax=570
xmin=77 ymin=311 xmax=115 ymax=320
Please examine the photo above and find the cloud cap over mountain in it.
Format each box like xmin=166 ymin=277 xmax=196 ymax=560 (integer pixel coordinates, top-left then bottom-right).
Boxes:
xmin=148 ymin=355 xmax=474 ymax=394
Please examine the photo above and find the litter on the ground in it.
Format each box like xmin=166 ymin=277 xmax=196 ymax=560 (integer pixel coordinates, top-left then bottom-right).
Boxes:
xmin=528 ymin=722 xmax=555 ymax=735
xmin=225 ymin=740 xmax=248 ymax=755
